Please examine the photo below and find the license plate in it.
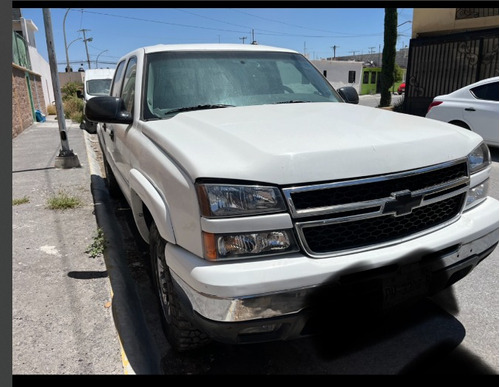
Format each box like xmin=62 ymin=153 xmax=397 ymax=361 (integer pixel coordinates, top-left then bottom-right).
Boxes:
xmin=382 ymin=265 xmax=430 ymax=309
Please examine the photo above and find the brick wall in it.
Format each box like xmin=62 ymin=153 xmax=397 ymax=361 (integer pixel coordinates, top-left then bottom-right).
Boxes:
xmin=12 ymin=64 xmax=46 ymax=138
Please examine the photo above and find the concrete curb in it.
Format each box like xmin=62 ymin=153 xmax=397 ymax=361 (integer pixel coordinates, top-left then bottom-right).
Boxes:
xmin=83 ymin=131 xmax=162 ymax=375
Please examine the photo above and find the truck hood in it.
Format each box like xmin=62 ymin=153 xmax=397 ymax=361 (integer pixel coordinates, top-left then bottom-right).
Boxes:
xmin=140 ymin=103 xmax=482 ymax=185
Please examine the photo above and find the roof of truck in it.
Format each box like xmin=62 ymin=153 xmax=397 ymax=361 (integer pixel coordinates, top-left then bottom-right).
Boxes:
xmin=84 ymin=68 xmax=115 ymax=80
xmin=141 ymin=43 xmax=299 ymax=55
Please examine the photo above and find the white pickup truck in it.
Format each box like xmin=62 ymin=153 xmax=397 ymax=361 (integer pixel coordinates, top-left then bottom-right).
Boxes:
xmin=85 ymin=44 xmax=499 ymax=352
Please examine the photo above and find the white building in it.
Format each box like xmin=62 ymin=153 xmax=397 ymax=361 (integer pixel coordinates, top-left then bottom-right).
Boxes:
xmin=13 ymin=15 xmax=54 ymax=108
xmin=310 ymin=59 xmax=363 ymax=93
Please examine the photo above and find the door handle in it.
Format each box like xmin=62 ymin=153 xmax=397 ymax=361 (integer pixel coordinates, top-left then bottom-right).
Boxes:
xmin=109 ymin=129 xmax=115 ymax=141
xmin=465 ymin=107 xmax=476 ymax=111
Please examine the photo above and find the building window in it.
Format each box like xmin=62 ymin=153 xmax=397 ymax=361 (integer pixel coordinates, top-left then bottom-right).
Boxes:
xmin=348 ymin=70 xmax=355 ymax=83
xmin=370 ymin=71 xmax=377 ymax=84
xmin=12 ymin=31 xmax=31 ymax=70
xmin=363 ymin=71 xmax=369 ymax=84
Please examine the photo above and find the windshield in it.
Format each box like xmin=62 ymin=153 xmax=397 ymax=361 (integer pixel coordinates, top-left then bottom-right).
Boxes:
xmin=143 ymin=50 xmax=342 ymax=119
xmin=86 ymin=79 xmax=112 ymax=96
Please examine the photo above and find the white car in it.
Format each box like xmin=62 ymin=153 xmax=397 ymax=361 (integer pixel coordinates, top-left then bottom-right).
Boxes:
xmin=426 ymin=76 xmax=499 ymax=147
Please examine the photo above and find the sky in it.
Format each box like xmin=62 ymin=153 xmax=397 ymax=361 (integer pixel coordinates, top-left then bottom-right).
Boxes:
xmin=19 ymin=6 xmax=414 ymax=72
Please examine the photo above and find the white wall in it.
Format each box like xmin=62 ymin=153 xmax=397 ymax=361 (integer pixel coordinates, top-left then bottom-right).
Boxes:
xmin=28 ymin=45 xmax=54 ymax=109
xmin=311 ymin=60 xmax=363 ymax=92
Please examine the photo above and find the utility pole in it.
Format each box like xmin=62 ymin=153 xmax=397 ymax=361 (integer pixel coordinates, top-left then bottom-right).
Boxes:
xmin=239 ymin=36 xmax=247 ymax=44
xmin=42 ymin=8 xmax=80 ymax=168
xmin=79 ymin=28 xmax=92 ymax=69
xmin=251 ymin=29 xmax=257 ymax=45
xmin=331 ymin=45 xmax=339 ymax=60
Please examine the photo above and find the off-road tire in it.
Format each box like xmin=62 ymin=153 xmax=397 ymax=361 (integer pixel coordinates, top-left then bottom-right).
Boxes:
xmin=149 ymin=223 xmax=210 ymax=352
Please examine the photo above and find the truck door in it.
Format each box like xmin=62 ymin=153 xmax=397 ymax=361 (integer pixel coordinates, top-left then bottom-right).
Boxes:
xmin=99 ymin=59 xmax=126 ymax=183
xmin=103 ymin=57 xmax=137 ymax=196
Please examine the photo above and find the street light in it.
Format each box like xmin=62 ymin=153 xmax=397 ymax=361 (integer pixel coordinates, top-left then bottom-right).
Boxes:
xmin=63 ymin=8 xmax=71 ymax=72
xmin=397 ymin=20 xmax=412 ymax=27
xmin=95 ymin=50 xmax=108 ymax=68
xmin=66 ymin=37 xmax=82 ymax=71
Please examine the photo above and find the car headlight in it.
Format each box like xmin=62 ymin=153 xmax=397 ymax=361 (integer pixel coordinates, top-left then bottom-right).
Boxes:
xmin=197 ymin=183 xmax=287 ymax=217
xmin=465 ymin=142 xmax=491 ymax=211
xmin=197 ymin=182 xmax=298 ymax=260
xmin=468 ymin=142 xmax=491 ymax=174
xmin=203 ymin=230 xmax=299 ymax=260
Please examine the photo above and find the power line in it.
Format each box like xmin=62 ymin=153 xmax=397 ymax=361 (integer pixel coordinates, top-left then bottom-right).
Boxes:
xmin=79 ymin=9 xmax=384 ymax=39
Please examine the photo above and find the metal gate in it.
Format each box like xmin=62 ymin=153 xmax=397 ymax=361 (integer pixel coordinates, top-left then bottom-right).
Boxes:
xmin=404 ymin=28 xmax=498 ymax=116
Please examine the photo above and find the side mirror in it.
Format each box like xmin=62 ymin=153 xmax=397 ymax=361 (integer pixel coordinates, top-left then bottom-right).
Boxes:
xmin=76 ymin=90 xmax=84 ymax=99
xmin=85 ymin=96 xmax=133 ymax=124
xmin=337 ymin=86 xmax=359 ymax=104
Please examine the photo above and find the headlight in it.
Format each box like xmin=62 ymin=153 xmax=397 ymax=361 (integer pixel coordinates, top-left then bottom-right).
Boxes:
xmin=468 ymin=142 xmax=491 ymax=174
xmin=197 ymin=183 xmax=286 ymax=217
xmin=465 ymin=142 xmax=491 ymax=211
xmin=203 ymin=230 xmax=298 ymax=260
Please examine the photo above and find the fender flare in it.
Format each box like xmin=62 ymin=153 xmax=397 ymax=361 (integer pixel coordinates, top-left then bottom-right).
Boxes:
xmin=129 ymin=168 xmax=176 ymax=244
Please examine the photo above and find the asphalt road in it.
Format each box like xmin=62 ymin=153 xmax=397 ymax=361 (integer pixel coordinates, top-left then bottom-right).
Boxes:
xmin=94 ymin=98 xmax=499 ymax=374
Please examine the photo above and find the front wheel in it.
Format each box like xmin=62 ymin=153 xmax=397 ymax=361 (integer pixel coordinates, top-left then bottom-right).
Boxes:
xmin=149 ymin=223 xmax=210 ymax=352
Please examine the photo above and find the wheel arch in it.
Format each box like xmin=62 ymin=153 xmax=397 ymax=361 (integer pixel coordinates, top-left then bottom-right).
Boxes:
xmin=449 ymin=120 xmax=471 ymax=130
xmin=129 ymin=168 xmax=176 ymax=244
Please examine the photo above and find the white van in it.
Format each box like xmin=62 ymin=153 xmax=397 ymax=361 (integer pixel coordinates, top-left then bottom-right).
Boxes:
xmin=79 ymin=68 xmax=115 ymax=133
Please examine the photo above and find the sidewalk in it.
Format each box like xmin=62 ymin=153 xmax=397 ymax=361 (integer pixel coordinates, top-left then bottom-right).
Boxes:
xmin=12 ymin=117 xmax=126 ymax=374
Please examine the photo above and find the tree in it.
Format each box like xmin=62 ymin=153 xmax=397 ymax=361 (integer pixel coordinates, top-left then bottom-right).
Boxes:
xmin=379 ymin=8 xmax=398 ymax=107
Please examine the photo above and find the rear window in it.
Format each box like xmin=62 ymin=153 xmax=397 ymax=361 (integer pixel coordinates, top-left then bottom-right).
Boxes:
xmin=470 ymin=81 xmax=499 ymax=101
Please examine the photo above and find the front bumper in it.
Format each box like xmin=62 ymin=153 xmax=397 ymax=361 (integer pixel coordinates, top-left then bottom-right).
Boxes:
xmin=165 ymin=197 xmax=498 ymax=343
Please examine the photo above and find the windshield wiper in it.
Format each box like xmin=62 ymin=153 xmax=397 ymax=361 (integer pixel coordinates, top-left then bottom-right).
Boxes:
xmin=165 ymin=104 xmax=234 ymax=115
xmin=274 ymin=100 xmax=311 ymax=104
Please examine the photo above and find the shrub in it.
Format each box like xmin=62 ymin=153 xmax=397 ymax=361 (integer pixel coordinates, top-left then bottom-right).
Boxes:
xmin=63 ymin=96 xmax=84 ymax=120
xmin=61 ymin=81 xmax=83 ymax=101
xmin=46 ymin=105 xmax=57 ymax=115
xmin=70 ymin=110 xmax=84 ymax=123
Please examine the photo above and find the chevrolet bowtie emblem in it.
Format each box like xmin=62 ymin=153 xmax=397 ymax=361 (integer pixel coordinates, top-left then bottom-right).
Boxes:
xmin=383 ymin=189 xmax=423 ymax=217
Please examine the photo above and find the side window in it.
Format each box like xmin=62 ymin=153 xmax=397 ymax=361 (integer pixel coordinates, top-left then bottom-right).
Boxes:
xmin=121 ymin=57 xmax=137 ymax=114
xmin=110 ymin=60 xmax=126 ymax=98
xmin=471 ymin=81 xmax=499 ymax=101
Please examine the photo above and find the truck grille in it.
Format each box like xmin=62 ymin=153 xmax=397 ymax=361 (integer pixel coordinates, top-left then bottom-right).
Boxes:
xmin=282 ymin=160 xmax=469 ymax=257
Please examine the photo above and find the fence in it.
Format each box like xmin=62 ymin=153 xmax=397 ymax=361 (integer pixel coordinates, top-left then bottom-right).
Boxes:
xmin=404 ymin=28 xmax=498 ymax=116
